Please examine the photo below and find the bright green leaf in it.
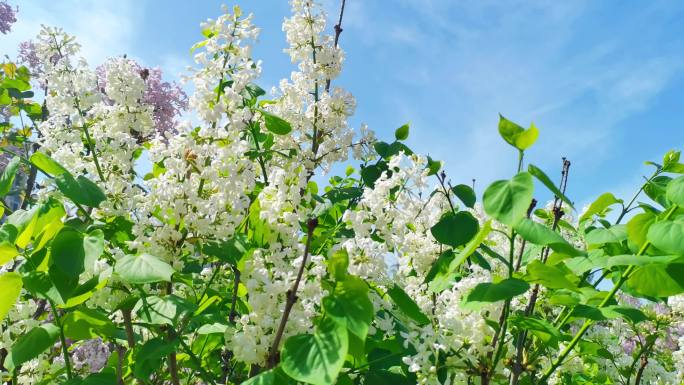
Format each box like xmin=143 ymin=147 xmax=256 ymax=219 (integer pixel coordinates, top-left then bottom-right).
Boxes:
xmin=528 ymin=164 xmax=573 ymax=209
xmin=114 ymin=254 xmax=176 ymax=284
xmin=323 ymin=276 xmax=373 ymax=340
xmin=483 ymin=172 xmax=534 ymax=226
xmin=0 ymin=272 xmax=22 ymax=321
xmin=386 ymin=284 xmax=430 ymax=325
xmin=281 ymin=317 xmax=348 ymax=385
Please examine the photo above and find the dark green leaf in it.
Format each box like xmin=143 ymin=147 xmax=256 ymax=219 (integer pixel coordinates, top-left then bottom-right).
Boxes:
xmin=258 ymin=109 xmax=291 ymax=135
xmin=462 ymin=278 xmax=529 ymax=310
xmin=133 ymin=338 xmax=178 ymax=380
xmin=4 ymin=324 xmax=60 ymax=370
xmin=55 ymin=173 xmax=106 ymax=207
xmin=0 ymin=156 xmax=20 ymax=197
xmin=430 ymin=211 xmax=479 ymax=248
xmin=395 ymin=123 xmax=409 ymax=141
xmin=386 ymin=284 xmax=430 ymax=325
xmin=452 ymin=184 xmax=476 ymax=208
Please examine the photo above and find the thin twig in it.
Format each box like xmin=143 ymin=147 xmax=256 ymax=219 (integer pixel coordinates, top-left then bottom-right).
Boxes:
xmin=266 ymin=218 xmax=318 ymax=368
xmin=325 ymin=0 xmax=347 ymax=93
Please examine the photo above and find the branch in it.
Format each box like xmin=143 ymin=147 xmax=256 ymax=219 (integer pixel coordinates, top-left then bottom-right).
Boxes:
xmin=266 ymin=218 xmax=318 ymax=368
xmin=325 ymin=0 xmax=347 ymax=93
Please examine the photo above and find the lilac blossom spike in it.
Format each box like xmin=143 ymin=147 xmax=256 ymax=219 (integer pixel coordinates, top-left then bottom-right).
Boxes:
xmin=142 ymin=66 xmax=188 ymax=134
xmin=18 ymin=40 xmax=41 ymax=75
xmin=0 ymin=1 xmax=16 ymax=34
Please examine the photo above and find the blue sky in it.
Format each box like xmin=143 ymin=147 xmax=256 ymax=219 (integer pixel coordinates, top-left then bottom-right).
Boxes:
xmin=2 ymin=0 xmax=684 ymax=209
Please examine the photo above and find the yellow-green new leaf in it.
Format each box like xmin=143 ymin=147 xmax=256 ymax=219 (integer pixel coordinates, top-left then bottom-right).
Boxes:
xmin=0 ymin=272 xmax=22 ymax=321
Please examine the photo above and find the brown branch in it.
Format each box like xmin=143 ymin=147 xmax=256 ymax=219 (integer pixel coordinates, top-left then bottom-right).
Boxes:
xmin=511 ymin=159 xmax=571 ymax=385
xmin=634 ymin=355 xmax=648 ymax=385
xmin=325 ymin=0 xmax=347 ymax=93
xmin=266 ymin=218 xmax=318 ymax=369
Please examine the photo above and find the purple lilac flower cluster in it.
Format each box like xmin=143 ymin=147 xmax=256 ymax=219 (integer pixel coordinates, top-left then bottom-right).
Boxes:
xmin=18 ymin=40 xmax=42 ymax=75
xmin=0 ymin=1 xmax=16 ymax=34
xmin=71 ymin=339 xmax=110 ymax=373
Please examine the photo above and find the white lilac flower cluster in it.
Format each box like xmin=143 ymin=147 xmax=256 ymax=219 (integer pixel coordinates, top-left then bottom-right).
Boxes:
xmin=3 ymin=1 xmax=684 ymax=384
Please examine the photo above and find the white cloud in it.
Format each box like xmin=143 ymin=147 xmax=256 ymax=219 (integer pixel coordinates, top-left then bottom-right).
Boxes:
xmin=341 ymin=0 xmax=684 ymax=195
xmin=1 ymin=0 xmax=142 ymax=66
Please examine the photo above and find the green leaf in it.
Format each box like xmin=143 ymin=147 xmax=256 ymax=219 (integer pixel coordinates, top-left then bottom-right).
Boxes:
xmin=429 ymin=220 xmax=492 ymax=292
xmin=323 ymin=276 xmax=373 ymax=340
xmin=626 ymin=262 xmax=684 ymax=297
xmin=626 ymin=212 xmax=656 ymax=248
xmin=515 ymin=218 xmax=583 ymax=256
xmin=580 ymin=193 xmax=622 ymax=223
xmin=327 ymin=249 xmax=349 ymax=281
xmin=55 ymin=173 xmax=106 ymax=207
xmin=0 ymin=272 xmax=22 ymax=321
xmin=508 ymin=315 xmax=562 ymax=348
xmin=258 ymin=109 xmax=292 ymax=135
xmin=462 ymin=278 xmax=529 ymax=310
xmin=585 ymin=225 xmax=627 ymax=246
xmin=0 ymin=156 xmax=20 ymax=197
xmin=281 ymin=317 xmax=348 ymax=385
xmin=114 ymin=253 xmax=176 ymax=284
xmin=386 ymin=284 xmax=430 ymax=325
xmin=364 ymin=370 xmax=413 ymax=385
xmin=644 ymin=176 xmax=671 ymax=208
xmin=51 ymin=227 xmax=86 ymax=278
xmin=394 ymin=123 xmax=409 ymax=141
xmin=133 ymin=338 xmax=178 ymax=380
xmin=134 ymin=295 xmax=197 ymax=326
xmin=424 ymin=250 xmax=455 ymax=285
xmin=601 ymin=306 xmax=648 ymax=324
xmin=360 ymin=164 xmax=384 ymax=188
xmin=29 ymin=152 xmax=69 ymax=176
xmin=647 ymin=220 xmax=684 ymax=254
xmin=426 ymin=156 xmax=441 ymax=176
xmin=4 ymin=323 xmax=60 ymax=370
xmin=666 ymin=175 xmax=684 ymax=207
xmin=81 ymin=371 xmax=118 ymax=385
xmin=452 ymin=184 xmax=476 ymax=208
xmin=528 ymin=164 xmax=574 ymax=209
xmin=498 ymin=115 xmax=538 ymax=150
xmin=430 ymin=211 xmax=479 ymax=248
xmin=202 ymin=234 xmax=249 ymax=265
xmin=83 ymin=230 xmax=104 ymax=273
xmin=62 ymin=309 xmax=119 ymax=341
xmin=483 ymin=172 xmax=534 ymax=226
xmin=524 ymin=260 xmax=579 ymax=290
xmin=240 ymin=367 xmax=293 ymax=385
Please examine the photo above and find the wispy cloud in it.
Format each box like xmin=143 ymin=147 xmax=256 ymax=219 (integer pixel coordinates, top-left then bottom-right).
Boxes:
xmin=1 ymin=0 xmax=143 ymax=66
xmin=340 ymin=0 xmax=684 ymax=200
